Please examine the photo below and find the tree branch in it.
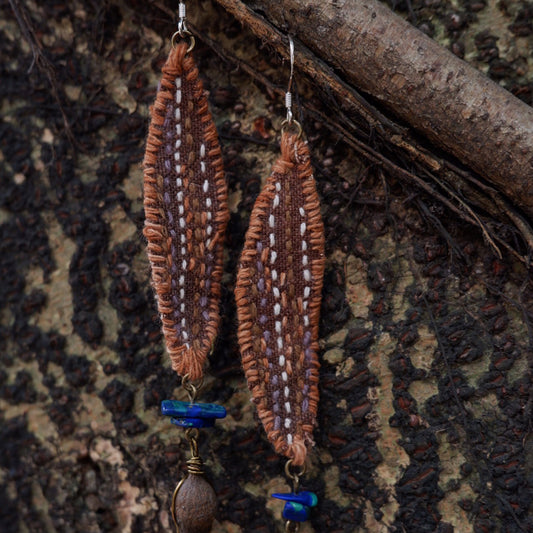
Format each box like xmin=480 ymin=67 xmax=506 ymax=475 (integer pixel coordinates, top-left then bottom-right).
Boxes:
xmin=212 ymin=0 xmax=533 ymax=219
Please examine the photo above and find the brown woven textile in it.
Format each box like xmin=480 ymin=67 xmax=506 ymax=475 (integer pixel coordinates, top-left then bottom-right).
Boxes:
xmin=235 ymin=131 xmax=325 ymax=466
xmin=143 ymin=42 xmax=228 ymax=381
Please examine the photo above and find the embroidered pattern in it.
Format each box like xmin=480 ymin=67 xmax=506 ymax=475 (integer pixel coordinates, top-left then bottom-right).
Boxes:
xmin=235 ymin=132 xmax=325 ymax=466
xmin=143 ymin=42 xmax=228 ymax=381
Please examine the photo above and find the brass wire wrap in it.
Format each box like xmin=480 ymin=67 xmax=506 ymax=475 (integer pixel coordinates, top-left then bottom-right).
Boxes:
xmin=171 ymin=428 xmax=205 ymax=531
xmin=171 ymin=478 xmax=185 ymax=532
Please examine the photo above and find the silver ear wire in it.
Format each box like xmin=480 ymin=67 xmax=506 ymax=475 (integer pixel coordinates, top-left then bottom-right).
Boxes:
xmin=178 ymin=2 xmax=188 ymax=36
xmin=285 ymin=36 xmax=295 ymax=124
xmin=281 ymin=36 xmax=302 ymax=137
xmin=172 ymin=1 xmax=195 ymax=51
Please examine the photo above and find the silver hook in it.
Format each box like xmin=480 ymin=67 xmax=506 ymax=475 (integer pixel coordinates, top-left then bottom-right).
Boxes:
xmin=178 ymin=1 xmax=189 ymax=36
xmin=288 ymin=36 xmax=294 ymax=94
xmin=172 ymin=1 xmax=195 ymax=51
xmin=285 ymin=36 xmax=295 ymax=124
xmin=281 ymin=35 xmax=302 ymax=137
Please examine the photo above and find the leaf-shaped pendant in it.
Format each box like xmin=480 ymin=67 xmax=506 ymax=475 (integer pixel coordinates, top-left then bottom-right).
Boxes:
xmin=143 ymin=42 xmax=228 ymax=381
xmin=236 ymin=131 xmax=325 ymax=466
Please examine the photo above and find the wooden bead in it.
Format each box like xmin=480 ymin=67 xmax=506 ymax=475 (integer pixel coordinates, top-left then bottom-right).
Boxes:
xmin=174 ymin=475 xmax=217 ymax=533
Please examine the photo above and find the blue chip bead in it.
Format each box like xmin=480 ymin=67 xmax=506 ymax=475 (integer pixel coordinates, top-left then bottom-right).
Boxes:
xmin=161 ymin=400 xmax=226 ymax=419
xmin=282 ymin=502 xmax=310 ymax=522
xmin=170 ymin=417 xmax=215 ymax=429
xmin=272 ymin=491 xmax=318 ymax=507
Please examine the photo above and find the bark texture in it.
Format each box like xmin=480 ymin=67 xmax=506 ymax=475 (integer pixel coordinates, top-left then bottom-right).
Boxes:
xmin=216 ymin=0 xmax=533 ymax=218
xmin=1 ymin=1 xmax=532 ymax=532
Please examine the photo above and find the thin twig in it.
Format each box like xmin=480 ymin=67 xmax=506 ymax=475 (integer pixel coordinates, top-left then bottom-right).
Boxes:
xmin=201 ymin=0 xmax=532 ymax=262
xmin=8 ymin=0 xmax=80 ymax=150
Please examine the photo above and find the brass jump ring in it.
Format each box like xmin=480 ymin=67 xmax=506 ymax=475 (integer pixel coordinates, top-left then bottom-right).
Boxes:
xmin=281 ymin=119 xmax=302 ymax=139
xmin=285 ymin=458 xmax=306 ymax=480
xmin=171 ymin=30 xmax=195 ymax=53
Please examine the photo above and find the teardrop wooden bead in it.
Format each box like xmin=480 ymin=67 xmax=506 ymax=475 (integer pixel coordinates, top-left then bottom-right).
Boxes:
xmin=174 ymin=475 xmax=217 ymax=533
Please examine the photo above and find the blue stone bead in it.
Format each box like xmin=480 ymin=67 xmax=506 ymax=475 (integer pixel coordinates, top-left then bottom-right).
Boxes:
xmin=170 ymin=417 xmax=215 ymax=429
xmin=282 ymin=502 xmax=310 ymax=522
xmin=161 ymin=400 xmax=226 ymax=419
xmin=272 ymin=491 xmax=318 ymax=507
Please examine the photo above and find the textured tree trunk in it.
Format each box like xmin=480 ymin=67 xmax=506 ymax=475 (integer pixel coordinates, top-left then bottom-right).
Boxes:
xmin=2 ymin=1 xmax=532 ymax=532
xmin=214 ymin=0 xmax=533 ymax=219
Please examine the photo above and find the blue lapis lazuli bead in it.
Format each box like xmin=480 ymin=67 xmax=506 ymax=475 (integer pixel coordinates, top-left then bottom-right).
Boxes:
xmin=272 ymin=491 xmax=318 ymax=507
xmin=161 ymin=400 xmax=226 ymax=419
xmin=170 ymin=417 xmax=215 ymax=429
xmin=282 ymin=502 xmax=310 ymax=522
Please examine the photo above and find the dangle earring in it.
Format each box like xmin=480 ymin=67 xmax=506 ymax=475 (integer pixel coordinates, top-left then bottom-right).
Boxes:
xmin=235 ymin=37 xmax=325 ymax=531
xmin=143 ymin=2 xmax=229 ymax=532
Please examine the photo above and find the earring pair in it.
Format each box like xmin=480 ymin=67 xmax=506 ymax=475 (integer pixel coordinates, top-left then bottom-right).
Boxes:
xmin=143 ymin=3 xmax=324 ymax=529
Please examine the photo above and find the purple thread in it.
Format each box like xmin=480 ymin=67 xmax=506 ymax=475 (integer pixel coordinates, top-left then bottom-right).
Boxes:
xmin=257 ymin=278 xmax=265 ymax=291
xmin=260 ymin=298 xmax=267 ymax=307
xmin=200 ymin=296 xmax=207 ymax=307
xmin=274 ymin=416 xmax=281 ymax=430
xmin=164 ymin=192 xmax=171 ymax=204
xmin=263 ymin=330 xmax=271 ymax=342
xmin=205 ymin=279 xmax=211 ymax=289
xmin=257 ymin=261 xmax=264 ymax=273
xmin=168 ymin=211 xmax=173 ymax=224
xmin=303 ymin=331 xmax=312 ymax=346
xmin=164 ymin=160 xmax=172 ymax=171
xmin=202 ymin=310 xmax=210 ymax=321
xmin=259 ymin=314 xmax=268 ymax=324
xmin=305 ymin=347 xmax=313 ymax=360
xmin=265 ymin=347 xmax=273 ymax=357
xmin=273 ymin=390 xmax=280 ymax=402
xmin=272 ymin=375 xmax=278 ymax=386
xmin=256 ymin=241 xmax=263 ymax=252
xmin=165 ymin=144 xmax=172 ymax=155
xmin=302 ymin=398 xmax=309 ymax=413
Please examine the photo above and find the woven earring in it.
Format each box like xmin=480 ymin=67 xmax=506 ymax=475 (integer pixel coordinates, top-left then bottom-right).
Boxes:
xmin=143 ymin=2 xmax=228 ymax=532
xmin=235 ymin=37 xmax=325 ymax=530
